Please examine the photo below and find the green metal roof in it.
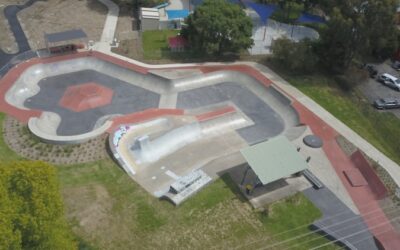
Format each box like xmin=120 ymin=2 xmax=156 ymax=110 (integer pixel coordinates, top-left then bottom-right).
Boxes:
xmin=240 ymin=136 xmax=308 ymax=185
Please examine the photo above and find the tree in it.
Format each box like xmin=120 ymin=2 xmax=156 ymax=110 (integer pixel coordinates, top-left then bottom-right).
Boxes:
xmin=182 ymin=0 xmax=253 ymax=55
xmin=271 ymin=38 xmax=318 ymax=74
xmin=363 ymin=0 xmax=399 ymax=59
xmin=0 ymin=161 xmax=77 ymax=249
xmin=316 ymin=7 xmax=366 ymax=72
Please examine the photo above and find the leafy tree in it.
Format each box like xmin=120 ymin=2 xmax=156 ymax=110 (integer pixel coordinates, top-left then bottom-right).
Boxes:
xmin=271 ymin=38 xmax=318 ymax=74
xmin=316 ymin=0 xmax=398 ymax=71
xmin=363 ymin=0 xmax=399 ymax=59
xmin=182 ymin=0 xmax=253 ymax=55
xmin=316 ymin=7 xmax=366 ymax=72
xmin=0 ymin=161 xmax=76 ymax=250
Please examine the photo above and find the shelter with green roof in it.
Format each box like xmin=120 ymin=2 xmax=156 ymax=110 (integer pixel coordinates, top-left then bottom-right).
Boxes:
xmin=240 ymin=136 xmax=308 ymax=186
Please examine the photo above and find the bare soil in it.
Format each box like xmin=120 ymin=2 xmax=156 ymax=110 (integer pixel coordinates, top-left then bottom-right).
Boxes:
xmin=0 ymin=0 xmax=27 ymax=53
xmin=17 ymin=0 xmax=108 ymax=50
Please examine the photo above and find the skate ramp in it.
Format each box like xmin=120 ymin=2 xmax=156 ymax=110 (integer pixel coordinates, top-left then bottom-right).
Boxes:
xmin=4 ymin=54 xmax=300 ymax=144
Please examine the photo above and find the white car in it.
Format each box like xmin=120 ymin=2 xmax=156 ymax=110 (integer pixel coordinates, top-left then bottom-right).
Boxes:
xmin=377 ymin=73 xmax=400 ymax=91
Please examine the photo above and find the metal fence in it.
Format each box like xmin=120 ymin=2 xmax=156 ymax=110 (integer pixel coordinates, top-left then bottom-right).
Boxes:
xmin=0 ymin=50 xmax=38 ymax=78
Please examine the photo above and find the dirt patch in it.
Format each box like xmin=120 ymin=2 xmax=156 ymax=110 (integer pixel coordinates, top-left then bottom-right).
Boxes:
xmin=63 ymin=184 xmax=113 ymax=234
xmin=0 ymin=0 xmax=27 ymax=53
xmin=17 ymin=0 xmax=107 ymax=50
xmin=150 ymin=200 xmax=265 ymax=249
xmin=3 ymin=115 xmax=108 ymax=164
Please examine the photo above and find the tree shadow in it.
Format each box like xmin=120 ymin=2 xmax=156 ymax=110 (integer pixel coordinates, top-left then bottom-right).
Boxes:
xmin=86 ymin=0 xmax=113 ymax=15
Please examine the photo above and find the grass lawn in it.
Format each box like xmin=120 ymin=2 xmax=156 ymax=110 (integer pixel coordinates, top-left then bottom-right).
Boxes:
xmin=0 ymin=113 xmax=22 ymax=161
xmin=265 ymin=62 xmax=400 ymax=165
xmin=56 ymin=157 xmax=339 ymax=249
xmin=142 ymin=30 xmax=180 ymax=60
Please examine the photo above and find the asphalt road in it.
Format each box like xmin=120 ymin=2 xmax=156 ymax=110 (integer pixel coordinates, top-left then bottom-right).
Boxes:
xmin=358 ymin=61 xmax=400 ymax=118
xmin=0 ymin=0 xmax=38 ymax=68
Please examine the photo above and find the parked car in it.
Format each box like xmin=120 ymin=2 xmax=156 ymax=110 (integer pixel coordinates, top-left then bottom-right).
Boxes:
xmin=373 ymin=98 xmax=400 ymax=109
xmin=392 ymin=61 xmax=400 ymax=71
xmin=377 ymin=73 xmax=400 ymax=91
xmin=365 ymin=64 xmax=378 ymax=78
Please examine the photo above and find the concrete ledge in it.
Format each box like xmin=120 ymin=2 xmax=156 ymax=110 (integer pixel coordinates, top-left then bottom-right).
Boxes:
xmin=28 ymin=114 xmax=112 ymax=144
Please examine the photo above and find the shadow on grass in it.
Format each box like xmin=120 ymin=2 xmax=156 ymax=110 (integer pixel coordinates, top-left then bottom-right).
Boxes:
xmin=309 ymin=224 xmax=349 ymax=249
xmin=218 ymin=172 xmax=248 ymax=203
xmin=143 ymin=48 xmax=241 ymax=64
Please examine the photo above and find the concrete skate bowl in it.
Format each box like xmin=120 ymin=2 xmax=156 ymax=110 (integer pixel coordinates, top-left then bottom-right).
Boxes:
xmin=0 ymin=51 xmax=301 ymax=144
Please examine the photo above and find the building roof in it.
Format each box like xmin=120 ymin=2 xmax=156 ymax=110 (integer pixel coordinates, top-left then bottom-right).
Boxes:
xmin=44 ymin=29 xmax=87 ymax=44
xmin=166 ymin=9 xmax=190 ymax=20
xmin=240 ymin=136 xmax=308 ymax=185
xmin=141 ymin=8 xmax=160 ymax=20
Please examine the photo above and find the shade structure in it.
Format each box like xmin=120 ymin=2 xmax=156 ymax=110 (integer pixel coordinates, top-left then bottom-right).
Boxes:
xmin=240 ymin=136 xmax=308 ymax=185
xmin=44 ymin=29 xmax=87 ymax=44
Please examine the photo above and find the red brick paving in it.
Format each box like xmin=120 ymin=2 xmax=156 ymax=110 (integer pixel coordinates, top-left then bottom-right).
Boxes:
xmin=351 ymin=150 xmax=388 ymax=200
xmin=343 ymin=169 xmax=368 ymax=187
xmin=107 ymin=108 xmax=185 ymax=132
xmin=293 ymin=101 xmax=400 ymax=249
xmin=59 ymin=82 xmax=113 ymax=112
xmin=195 ymin=105 xmax=236 ymax=122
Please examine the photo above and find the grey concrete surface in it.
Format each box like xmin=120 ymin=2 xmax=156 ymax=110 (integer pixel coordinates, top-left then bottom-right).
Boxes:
xmin=303 ymin=188 xmax=378 ymax=250
xmin=177 ymin=82 xmax=286 ymax=144
xmin=7 ymin=56 xmax=300 ymax=143
xmin=25 ymin=70 xmax=160 ymax=135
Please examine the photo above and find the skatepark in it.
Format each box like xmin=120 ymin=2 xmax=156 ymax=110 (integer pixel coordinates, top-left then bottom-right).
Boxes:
xmin=0 ymin=48 xmax=399 ymax=247
xmin=1 ymin=0 xmax=400 ymax=249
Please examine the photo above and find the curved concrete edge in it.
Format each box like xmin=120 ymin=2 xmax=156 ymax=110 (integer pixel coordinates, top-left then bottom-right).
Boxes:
xmin=28 ymin=115 xmax=112 ymax=144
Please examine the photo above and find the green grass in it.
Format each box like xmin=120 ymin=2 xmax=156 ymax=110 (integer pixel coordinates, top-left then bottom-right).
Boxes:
xmin=260 ymin=193 xmax=339 ymax=250
xmin=0 ymin=113 xmax=22 ymax=162
xmin=56 ymin=158 xmax=338 ymax=249
xmin=142 ymin=30 xmax=180 ymax=60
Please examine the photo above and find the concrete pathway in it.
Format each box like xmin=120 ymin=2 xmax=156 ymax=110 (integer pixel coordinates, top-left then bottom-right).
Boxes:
xmin=95 ymin=0 xmax=119 ymax=51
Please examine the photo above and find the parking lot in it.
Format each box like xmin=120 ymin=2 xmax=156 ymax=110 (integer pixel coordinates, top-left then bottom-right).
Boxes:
xmin=358 ymin=61 xmax=400 ymax=118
